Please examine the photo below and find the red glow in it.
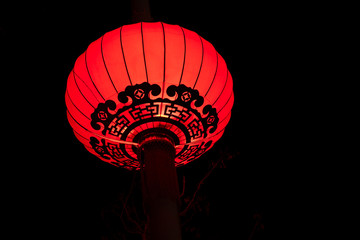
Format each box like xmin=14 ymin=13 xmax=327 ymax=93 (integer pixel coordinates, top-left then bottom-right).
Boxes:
xmin=65 ymin=22 xmax=233 ymax=169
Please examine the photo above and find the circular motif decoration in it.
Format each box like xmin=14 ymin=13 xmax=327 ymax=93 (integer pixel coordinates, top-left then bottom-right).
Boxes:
xmin=89 ymin=82 xmax=218 ymax=168
xmin=181 ymin=92 xmax=191 ymax=102
xmin=65 ymin=22 xmax=234 ymax=170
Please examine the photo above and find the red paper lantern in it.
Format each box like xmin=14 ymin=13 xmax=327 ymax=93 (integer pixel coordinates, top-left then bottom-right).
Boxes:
xmin=65 ymin=22 xmax=233 ymax=169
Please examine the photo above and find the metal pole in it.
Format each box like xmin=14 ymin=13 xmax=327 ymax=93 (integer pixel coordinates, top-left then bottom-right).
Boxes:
xmin=131 ymin=1 xmax=179 ymax=238
xmin=131 ymin=0 xmax=153 ymax=22
xmin=139 ymin=132 xmax=182 ymax=240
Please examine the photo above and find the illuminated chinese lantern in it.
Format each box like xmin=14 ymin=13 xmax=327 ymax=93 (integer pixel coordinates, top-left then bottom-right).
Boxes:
xmin=65 ymin=22 xmax=233 ymax=169
xmin=66 ymin=21 xmax=234 ymax=240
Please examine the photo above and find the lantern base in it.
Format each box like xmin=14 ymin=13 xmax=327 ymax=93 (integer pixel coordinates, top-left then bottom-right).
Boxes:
xmin=138 ymin=128 xmax=176 ymax=149
xmin=138 ymin=130 xmax=181 ymax=240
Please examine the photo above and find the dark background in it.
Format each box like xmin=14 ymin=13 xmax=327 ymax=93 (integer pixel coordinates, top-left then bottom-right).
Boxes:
xmin=0 ymin=1 xmax=288 ymax=239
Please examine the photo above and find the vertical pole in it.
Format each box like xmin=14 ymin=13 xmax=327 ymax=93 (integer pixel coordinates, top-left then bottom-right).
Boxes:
xmin=131 ymin=0 xmax=153 ymax=23
xmin=139 ymin=133 xmax=182 ymax=240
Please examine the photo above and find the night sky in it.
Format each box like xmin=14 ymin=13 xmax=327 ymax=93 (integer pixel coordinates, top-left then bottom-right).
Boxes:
xmin=2 ymin=1 xmax=273 ymax=239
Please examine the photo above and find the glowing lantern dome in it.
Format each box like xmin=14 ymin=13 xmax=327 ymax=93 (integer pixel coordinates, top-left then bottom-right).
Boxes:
xmin=65 ymin=22 xmax=234 ymax=169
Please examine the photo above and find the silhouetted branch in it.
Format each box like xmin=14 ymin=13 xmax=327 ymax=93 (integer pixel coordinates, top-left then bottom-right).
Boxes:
xmin=120 ymin=171 xmax=137 ymax=219
xmin=180 ymin=156 xmax=221 ymax=216
xmin=180 ymin=149 xmax=239 ymax=216
xmin=123 ymin=200 xmax=144 ymax=234
xmin=248 ymin=213 xmax=264 ymax=240
xmin=180 ymin=175 xmax=186 ymax=198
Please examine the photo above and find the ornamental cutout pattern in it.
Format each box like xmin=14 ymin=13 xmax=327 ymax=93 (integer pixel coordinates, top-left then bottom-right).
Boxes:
xmin=89 ymin=82 xmax=218 ymax=169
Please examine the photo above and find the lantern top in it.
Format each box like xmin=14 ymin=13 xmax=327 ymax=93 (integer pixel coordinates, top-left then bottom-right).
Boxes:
xmin=66 ymin=22 xmax=234 ymax=169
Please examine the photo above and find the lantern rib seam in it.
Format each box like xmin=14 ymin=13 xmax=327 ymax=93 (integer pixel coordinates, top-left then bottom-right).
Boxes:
xmin=101 ymin=35 xmax=119 ymax=93
xmin=208 ymin=112 xmax=231 ymax=138
xmin=67 ymin=109 xmax=91 ymax=133
xmin=120 ymin=27 xmax=133 ymax=86
xmin=212 ymin=128 xmax=225 ymax=138
xmin=66 ymin=90 xmax=91 ymax=120
xmin=220 ymin=107 xmax=232 ymax=124
xmin=84 ymin=49 xmax=106 ymax=101
xmin=217 ymin=111 xmax=231 ymax=131
xmin=212 ymin=70 xmax=229 ymax=106
xmin=218 ymin=90 xmax=233 ymax=114
xmin=204 ymin=52 xmax=219 ymax=97
xmin=161 ymin=22 xmax=166 ymax=94
xmin=178 ymin=27 xmax=186 ymax=85
xmin=140 ymin=22 xmax=149 ymax=83
xmin=72 ymin=126 xmax=90 ymax=142
xmin=160 ymin=22 xmax=166 ymax=122
xmin=72 ymin=70 xmax=96 ymax=109
xmin=193 ymin=35 xmax=204 ymax=89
